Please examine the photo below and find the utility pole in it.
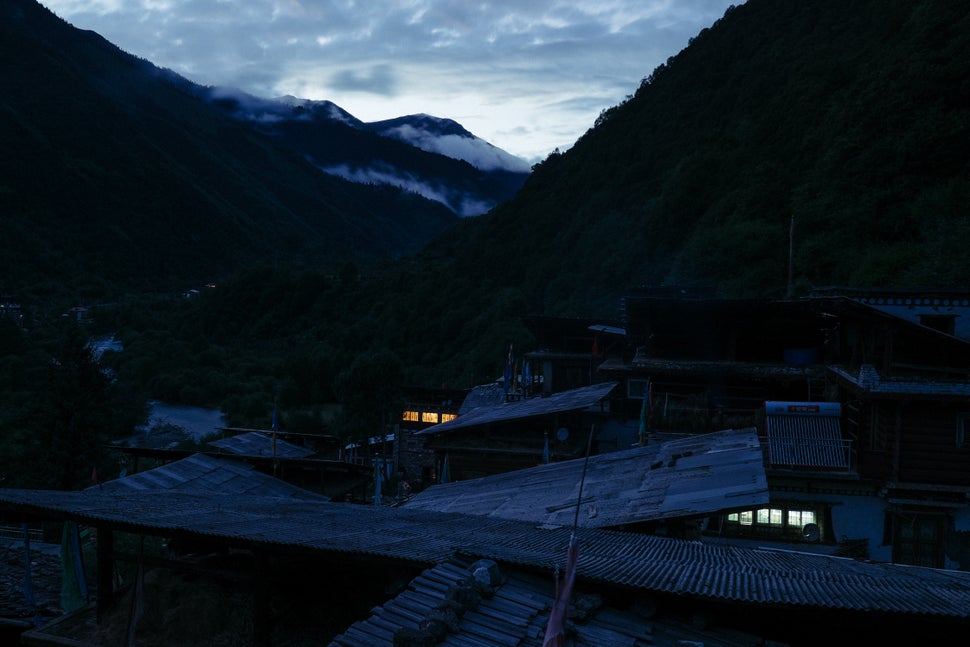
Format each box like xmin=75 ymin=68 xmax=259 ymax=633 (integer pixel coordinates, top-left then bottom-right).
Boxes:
xmin=787 ymin=213 xmax=795 ymax=299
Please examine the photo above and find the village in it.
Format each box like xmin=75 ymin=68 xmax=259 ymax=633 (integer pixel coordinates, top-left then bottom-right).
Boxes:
xmin=3 ymin=287 xmax=970 ymax=645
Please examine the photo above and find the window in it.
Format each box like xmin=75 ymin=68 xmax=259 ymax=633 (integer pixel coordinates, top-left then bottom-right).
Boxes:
xmin=421 ymin=412 xmax=439 ymax=424
xmin=440 ymin=413 xmax=457 ymax=423
xmin=627 ymin=378 xmax=649 ymax=399
xmin=402 ymin=410 xmax=419 ymax=422
xmin=718 ymin=504 xmax=825 ymax=542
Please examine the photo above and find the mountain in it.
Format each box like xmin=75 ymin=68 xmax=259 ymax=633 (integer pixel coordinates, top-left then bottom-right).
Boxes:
xmin=0 ymin=0 xmax=458 ymax=305
xmin=416 ymin=0 xmax=970 ymax=317
xmin=199 ymin=88 xmax=530 ymax=217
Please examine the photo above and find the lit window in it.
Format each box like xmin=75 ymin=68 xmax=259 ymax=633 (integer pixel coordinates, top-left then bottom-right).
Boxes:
xmin=440 ymin=413 xmax=457 ymax=423
xmin=739 ymin=511 xmax=753 ymax=526
xmin=790 ymin=510 xmax=816 ymax=526
xmin=728 ymin=513 xmax=739 ymax=522
xmin=402 ymin=411 xmax=419 ymax=422
xmin=421 ymin=412 xmax=439 ymax=423
xmin=769 ymin=509 xmax=782 ymax=526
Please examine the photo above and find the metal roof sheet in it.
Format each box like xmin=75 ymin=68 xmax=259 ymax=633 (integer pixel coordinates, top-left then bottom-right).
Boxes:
xmin=403 ymin=428 xmax=768 ymax=528
xmin=1 ymin=488 xmax=969 ymax=618
xmin=208 ymin=431 xmax=315 ymax=458
xmin=419 ymin=382 xmax=618 ymax=435
xmin=86 ymin=453 xmax=328 ymax=500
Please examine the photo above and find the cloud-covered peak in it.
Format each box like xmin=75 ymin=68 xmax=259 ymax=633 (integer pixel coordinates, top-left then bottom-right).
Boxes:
xmin=367 ymin=115 xmax=532 ymax=173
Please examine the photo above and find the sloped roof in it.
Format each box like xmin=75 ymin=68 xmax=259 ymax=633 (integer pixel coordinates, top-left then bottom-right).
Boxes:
xmin=86 ymin=453 xmax=327 ymax=501
xmin=830 ymin=365 xmax=970 ymax=399
xmin=2 ymin=488 xmax=970 ymax=619
xmin=208 ymin=431 xmax=315 ymax=458
xmin=418 ymin=382 xmax=618 ymax=435
xmin=329 ymin=556 xmax=759 ymax=647
xmin=403 ymin=428 xmax=768 ymax=528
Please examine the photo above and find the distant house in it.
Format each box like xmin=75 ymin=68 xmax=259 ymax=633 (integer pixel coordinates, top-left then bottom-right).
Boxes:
xmin=416 ymin=381 xmax=618 ymax=481
xmin=395 ymin=386 xmax=467 ymax=489
xmin=521 ymin=315 xmax=625 ymax=395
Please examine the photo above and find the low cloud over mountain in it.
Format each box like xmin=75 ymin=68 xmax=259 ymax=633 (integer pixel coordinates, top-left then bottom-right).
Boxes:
xmin=199 ymin=88 xmax=531 ymax=216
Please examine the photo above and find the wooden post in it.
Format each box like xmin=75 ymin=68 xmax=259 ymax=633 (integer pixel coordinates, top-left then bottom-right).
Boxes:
xmin=96 ymin=527 xmax=114 ymax=621
xmin=253 ymin=551 xmax=270 ymax=647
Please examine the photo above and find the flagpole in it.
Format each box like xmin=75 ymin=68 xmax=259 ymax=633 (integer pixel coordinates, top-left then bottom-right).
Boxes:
xmin=543 ymin=425 xmax=595 ymax=647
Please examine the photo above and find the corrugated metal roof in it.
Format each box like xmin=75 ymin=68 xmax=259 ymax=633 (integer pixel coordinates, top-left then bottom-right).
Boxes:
xmin=1 ymin=488 xmax=969 ymax=618
xmin=86 ymin=453 xmax=328 ymax=500
xmin=403 ymin=428 xmax=768 ymax=528
xmin=419 ymin=382 xmax=618 ymax=435
xmin=330 ymin=556 xmax=758 ymax=647
xmin=208 ymin=431 xmax=315 ymax=458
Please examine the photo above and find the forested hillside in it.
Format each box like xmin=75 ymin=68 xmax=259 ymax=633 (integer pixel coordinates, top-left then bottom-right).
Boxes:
xmin=438 ymin=0 xmax=969 ymax=315
xmin=0 ymin=0 xmax=456 ymax=307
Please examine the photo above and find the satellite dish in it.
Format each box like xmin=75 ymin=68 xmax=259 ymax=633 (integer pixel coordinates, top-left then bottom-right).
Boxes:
xmin=802 ymin=523 xmax=820 ymax=542
xmin=556 ymin=427 xmax=570 ymax=442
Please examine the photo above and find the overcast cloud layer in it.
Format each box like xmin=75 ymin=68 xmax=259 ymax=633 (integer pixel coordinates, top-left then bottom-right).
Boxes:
xmin=40 ymin=0 xmax=738 ymax=162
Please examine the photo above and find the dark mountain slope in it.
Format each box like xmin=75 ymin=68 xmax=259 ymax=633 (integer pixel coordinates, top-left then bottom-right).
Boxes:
xmin=421 ymin=0 xmax=970 ymax=316
xmin=0 ymin=0 xmax=456 ymax=304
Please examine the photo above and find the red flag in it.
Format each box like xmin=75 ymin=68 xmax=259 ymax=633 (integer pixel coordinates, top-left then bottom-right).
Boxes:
xmin=542 ymin=534 xmax=579 ymax=647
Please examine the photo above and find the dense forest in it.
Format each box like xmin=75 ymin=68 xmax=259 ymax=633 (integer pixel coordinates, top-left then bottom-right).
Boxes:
xmin=2 ymin=0 xmax=969 ymax=488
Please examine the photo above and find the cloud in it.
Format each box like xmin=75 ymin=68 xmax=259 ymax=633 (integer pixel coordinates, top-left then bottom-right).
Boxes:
xmin=40 ymin=0 xmax=741 ymax=160
xmin=329 ymin=64 xmax=399 ymax=96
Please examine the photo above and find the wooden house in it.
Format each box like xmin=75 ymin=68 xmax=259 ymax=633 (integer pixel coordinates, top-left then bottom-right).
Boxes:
xmin=416 ymin=382 xmax=618 ymax=482
xmin=597 ymin=293 xmax=970 ymax=569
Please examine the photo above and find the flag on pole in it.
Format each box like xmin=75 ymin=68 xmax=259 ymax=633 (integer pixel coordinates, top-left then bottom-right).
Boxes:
xmin=503 ymin=343 xmax=514 ymax=394
xmin=440 ymin=453 xmax=451 ymax=484
xmin=374 ymin=462 xmax=382 ymax=506
xmin=542 ymin=533 xmax=579 ymax=647
xmin=542 ymin=432 xmax=550 ymax=465
xmin=638 ymin=385 xmax=649 ymax=444
xmin=271 ymin=406 xmax=279 ymax=458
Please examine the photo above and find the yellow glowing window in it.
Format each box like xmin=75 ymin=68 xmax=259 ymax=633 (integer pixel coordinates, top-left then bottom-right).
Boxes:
xmin=440 ymin=413 xmax=457 ymax=422
xmin=402 ymin=411 xmax=419 ymax=422
xmin=422 ymin=412 xmax=439 ymax=423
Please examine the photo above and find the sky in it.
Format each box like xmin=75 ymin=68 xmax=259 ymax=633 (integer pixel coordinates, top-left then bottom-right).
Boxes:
xmin=40 ymin=0 xmax=739 ymax=163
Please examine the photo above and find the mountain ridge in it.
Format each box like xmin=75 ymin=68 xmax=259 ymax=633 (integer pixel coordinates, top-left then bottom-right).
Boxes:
xmin=198 ymin=86 xmax=530 ymax=216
